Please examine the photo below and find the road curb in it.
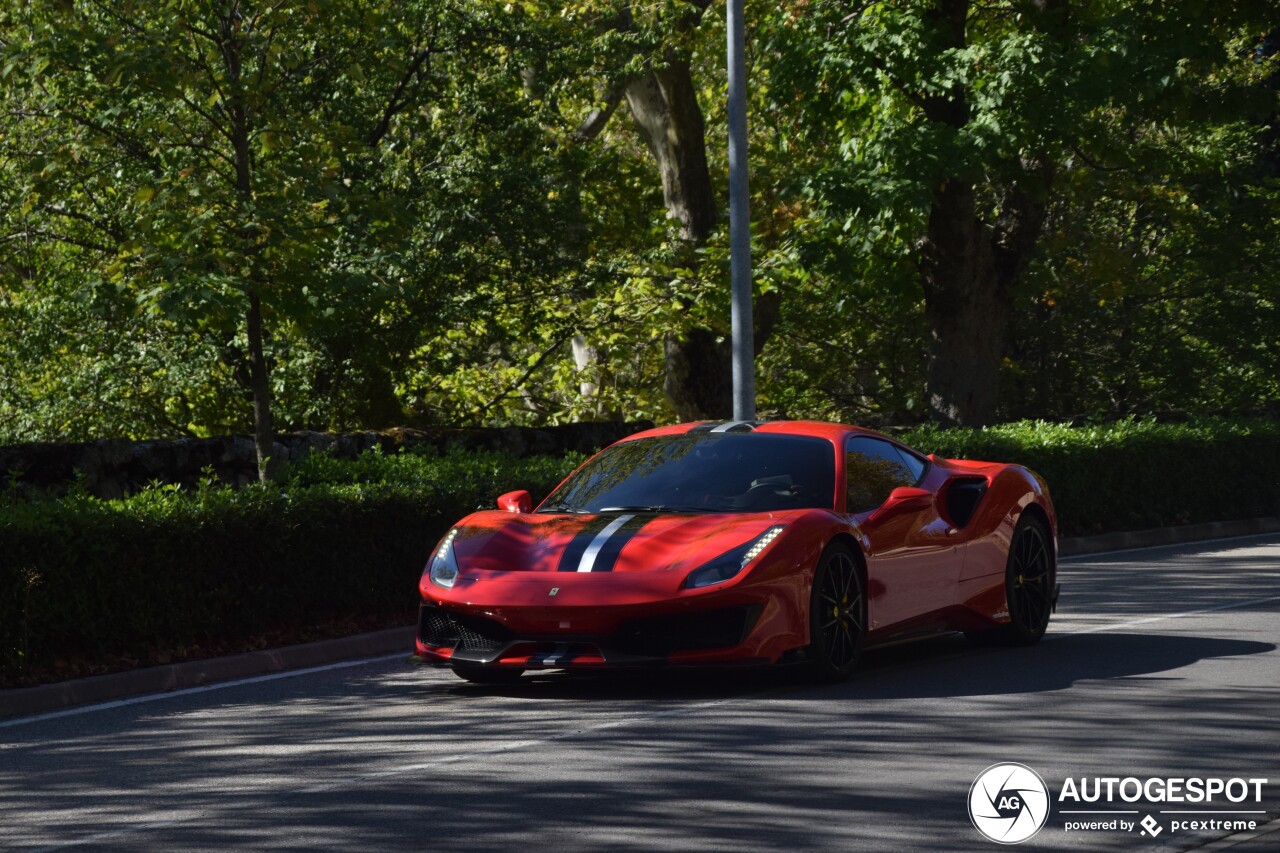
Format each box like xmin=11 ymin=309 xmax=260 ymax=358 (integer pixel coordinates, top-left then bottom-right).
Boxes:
xmin=0 ymin=626 xmax=415 ymax=721
xmin=3 ymin=518 xmax=1278 ymax=721
xmin=1059 ymin=517 xmax=1280 ymax=556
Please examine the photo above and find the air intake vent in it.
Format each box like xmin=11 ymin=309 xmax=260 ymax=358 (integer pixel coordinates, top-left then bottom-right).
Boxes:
xmin=418 ymin=605 xmax=511 ymax=653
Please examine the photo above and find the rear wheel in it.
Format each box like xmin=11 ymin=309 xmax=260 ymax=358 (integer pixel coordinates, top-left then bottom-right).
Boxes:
xmin=999 ymin=515 xmax=1055 ymax=645
xmin=452 ymin=665 xmax=525 ymax=685
xmin=806 ymin=542 xmax=866 ymax=682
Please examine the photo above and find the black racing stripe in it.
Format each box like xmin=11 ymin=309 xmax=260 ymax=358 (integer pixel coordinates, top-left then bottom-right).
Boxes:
xmin=556 ymin=515 xmax=618 ymax=572
xmin=588 ymin=514 xmax=658 ymax=573
xmin=688 ymin=423 xmax=718 ymax=433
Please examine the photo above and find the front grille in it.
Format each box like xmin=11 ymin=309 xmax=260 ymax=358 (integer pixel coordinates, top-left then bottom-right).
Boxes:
xmin=421 ymin=603 xmax=761 ymax=662
xmin=418 ymin=605 xmax=511 ymax=653
xmin=614 ymin=605 xmax=762 ymax=657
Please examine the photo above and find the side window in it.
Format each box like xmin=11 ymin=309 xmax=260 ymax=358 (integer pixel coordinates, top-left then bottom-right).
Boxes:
xmin=845 ymin=436 xmax=920 ymax=513
xmin=891 ymin=444 xmax=927 ymax=483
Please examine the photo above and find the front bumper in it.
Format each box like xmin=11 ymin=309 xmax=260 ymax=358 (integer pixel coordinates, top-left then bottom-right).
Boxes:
xmin=416 ymin=602 xmax=766 ymax=669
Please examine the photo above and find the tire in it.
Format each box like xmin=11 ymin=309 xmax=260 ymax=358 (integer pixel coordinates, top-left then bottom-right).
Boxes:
xmin=452 ymin=664 xmax=525 ymax=685
xmin=997 ymin=514 xmax=1055 ymax=645
xmin=805 ymin=542 xmax=867 ymax=683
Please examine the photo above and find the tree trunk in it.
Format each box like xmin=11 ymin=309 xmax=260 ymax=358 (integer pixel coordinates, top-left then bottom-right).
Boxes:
xmin=662 ymin=329 xmax=732 ymax=421
xmin=624 ymin=59 xmax=731 ymax=420
xmin=222 ymin=12 xmax=281 ymax=482
xmin=916 ymin=0 xmax=1057 ymax=426
xmin=245 ymin=290 xmax=282 ymax=481
xmin=918 ymin=197 xmax=1007 ymax=426
xmin=625 ymin=64 xmax=717 ymax=245
xmin=919 ymin=179 xmax=1053 ymax=426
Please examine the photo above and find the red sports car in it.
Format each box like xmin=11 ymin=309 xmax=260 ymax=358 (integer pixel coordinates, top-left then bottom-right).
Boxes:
xmin=415 ymin=420 xmax=1058 ymax=683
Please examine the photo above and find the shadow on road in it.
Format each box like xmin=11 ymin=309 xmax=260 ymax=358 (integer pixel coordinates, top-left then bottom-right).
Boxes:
xmin=3 ymin=627 xmax=1275 ymax=852
xmin=440 ymin=631 xmax=1274 ymax=704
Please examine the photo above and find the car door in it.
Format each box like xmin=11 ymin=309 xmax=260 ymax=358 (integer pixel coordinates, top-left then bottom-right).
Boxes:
xmin=846 ymin=436 xmax=959 ymax=632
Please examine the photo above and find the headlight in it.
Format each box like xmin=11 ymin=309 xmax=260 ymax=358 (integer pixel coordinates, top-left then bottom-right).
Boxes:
xmin=685 ymin=525 xmax=785 ymax=589
xmin=426 ymin=528 xmax=461 ymax=589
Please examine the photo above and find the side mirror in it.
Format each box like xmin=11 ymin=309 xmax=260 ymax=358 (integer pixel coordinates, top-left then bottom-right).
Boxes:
xmin=497 ymin=490 xmax=532 ymax=514
xmin=866 ymin=486 xmax=933 ymax=525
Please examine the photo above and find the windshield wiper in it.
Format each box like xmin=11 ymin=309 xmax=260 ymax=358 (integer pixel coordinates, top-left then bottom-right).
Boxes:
xmin=536 ymin=503 xmax=591 ymax=514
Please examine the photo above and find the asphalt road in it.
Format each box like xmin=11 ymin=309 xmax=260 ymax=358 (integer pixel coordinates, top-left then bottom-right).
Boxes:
xmin=2 ymin=535 xmax=1278 ymax=852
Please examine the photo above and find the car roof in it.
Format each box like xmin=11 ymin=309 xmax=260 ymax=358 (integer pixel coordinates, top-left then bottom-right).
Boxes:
xmin=617 ymin=420 xmax=887 ymax=444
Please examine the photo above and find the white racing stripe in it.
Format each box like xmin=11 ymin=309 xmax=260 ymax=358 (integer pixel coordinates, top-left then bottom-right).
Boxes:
xmin=710 ymin=421 xmax=748 ymax=433
xmin=536 ymin=644 xmax=572 ymax=666
xmin=576 ymin=513 xmax=634 ymax=572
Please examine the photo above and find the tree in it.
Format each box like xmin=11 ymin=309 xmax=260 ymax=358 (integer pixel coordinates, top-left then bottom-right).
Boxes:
xmin=4 ymin=1 xmax=1277 ymax=443
xmin=1 ymin=1 xmax=448 ymax=472
xmin=772 ymin=0 xmax=1279 ymax=425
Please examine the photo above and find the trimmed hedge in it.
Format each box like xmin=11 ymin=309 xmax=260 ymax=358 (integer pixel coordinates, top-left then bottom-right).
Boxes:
xmin=0 ymin=450 xmax=580 ymax=681
xmin=2 ymin=418 xmax=1278 ymax=680
xmin=898 ymin=417 xmax=1280 ymax=536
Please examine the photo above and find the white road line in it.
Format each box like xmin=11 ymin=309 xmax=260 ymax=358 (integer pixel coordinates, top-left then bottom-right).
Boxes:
xmin=0 ymin=652 xmax=410 ymax=730
xmin=1052 ymin=594 xmax=1280 ymax=637
xmin=1060 ymin=530 xmax=1280 ymax=562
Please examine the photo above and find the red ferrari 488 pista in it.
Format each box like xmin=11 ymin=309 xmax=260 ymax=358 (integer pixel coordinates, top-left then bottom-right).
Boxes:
xmin=415 ymin=420 xmax=1058 ymax=683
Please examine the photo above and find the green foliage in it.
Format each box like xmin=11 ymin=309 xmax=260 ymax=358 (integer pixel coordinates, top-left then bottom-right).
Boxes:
xmin=0 ymin=448 xmax=578 ymax=680
xmin=900 ymin=417 xmax=1280 ymax=535
xmin=1 ymin=1 xmax=1279 ymax=436
xmin=764 ymin=0 xmax=1280 ymax=423
xmin=0 ymin=1 xmax=600 ymax=438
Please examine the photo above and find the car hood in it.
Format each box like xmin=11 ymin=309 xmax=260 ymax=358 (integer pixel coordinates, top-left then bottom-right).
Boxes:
xmin=448 ymin=510 xmax=798 ymax=576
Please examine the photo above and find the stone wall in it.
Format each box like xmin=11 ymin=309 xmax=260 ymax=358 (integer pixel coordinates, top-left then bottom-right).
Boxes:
xmin=0 ymin=421 xmax=653 ymax=499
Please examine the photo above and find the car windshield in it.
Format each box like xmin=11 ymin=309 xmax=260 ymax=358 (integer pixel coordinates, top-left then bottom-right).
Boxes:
xmin=540 ymin=433 xmax=835 ymax=514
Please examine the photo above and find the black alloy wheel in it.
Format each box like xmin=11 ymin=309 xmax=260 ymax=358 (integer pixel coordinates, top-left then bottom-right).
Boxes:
xmin=807 ymin=542 xmax=866 ymax=682
xmin=1001 ymin=515 xmax=1055 ymax=645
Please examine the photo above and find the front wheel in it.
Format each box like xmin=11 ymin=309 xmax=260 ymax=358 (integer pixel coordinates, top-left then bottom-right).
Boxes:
xmin=806 ymin=542 xmax=866 ymax=682
xmin=1000 ymin=515 xmax=1055 ymax=645
xmin=452 ymin=665 xmax=525 ymax=685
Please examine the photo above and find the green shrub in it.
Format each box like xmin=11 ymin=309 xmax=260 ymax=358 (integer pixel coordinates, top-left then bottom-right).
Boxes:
xmin=899 ymin=417 xmax=1280 ymax=536
xmin=0 ymin=450 xmax=580 ymax=680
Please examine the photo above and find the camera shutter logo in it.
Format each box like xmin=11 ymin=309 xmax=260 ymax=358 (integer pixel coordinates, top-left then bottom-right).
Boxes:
xmin=969 ymin=763 xmax=1051 ymax=844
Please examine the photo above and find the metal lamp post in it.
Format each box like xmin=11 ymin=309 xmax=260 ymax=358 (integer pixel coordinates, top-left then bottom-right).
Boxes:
xmin=727 ymin=0 xmax=755 ymax=421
